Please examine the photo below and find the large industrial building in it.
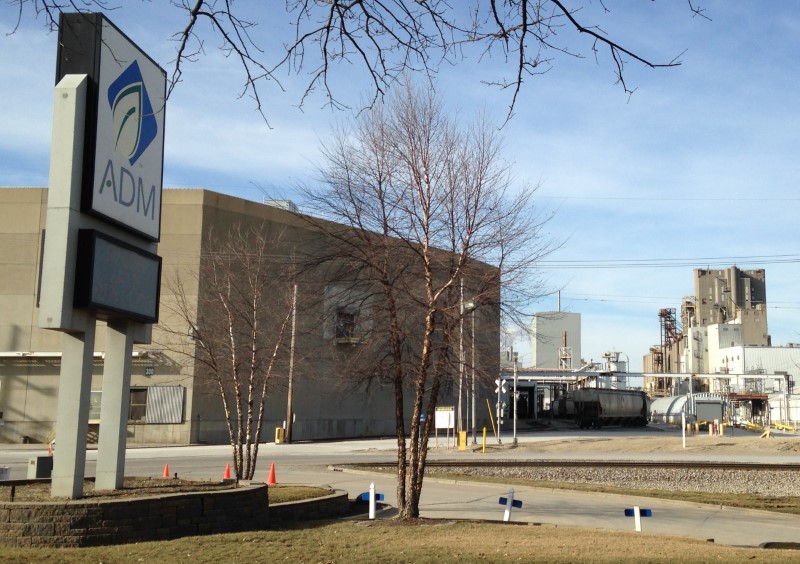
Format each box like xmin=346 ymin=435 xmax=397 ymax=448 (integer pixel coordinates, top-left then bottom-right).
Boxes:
xmin=644 ymin=266 xmax=798 ymax=424
xmin=0 ymin=187 xmax=500 ymax=445
xmin=529 ymin=311 xmax=582 ymax=370
xmin=499 ymin=266 xmax=798 ymax=428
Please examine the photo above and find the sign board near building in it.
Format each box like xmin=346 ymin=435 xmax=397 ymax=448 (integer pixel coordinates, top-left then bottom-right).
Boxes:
xmin=40 ymin=13 xmax=167 ymax=497
xmin=435 ymin=406 xmax=454 ymax=430
xmin=74 ymin=230 xmax=161 ymax=323
xmin=57 ymin=13 xmax=166 ymax=241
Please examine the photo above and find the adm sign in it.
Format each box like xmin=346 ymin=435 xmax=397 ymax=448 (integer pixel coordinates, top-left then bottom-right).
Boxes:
xmin=41 ymin=14 xmax=166 ymax=499
xmin=57 ymin=13 xmax=166 ymax=241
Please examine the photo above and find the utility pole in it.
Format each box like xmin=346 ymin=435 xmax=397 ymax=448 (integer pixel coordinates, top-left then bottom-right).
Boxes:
xmin=285 ymin=283 xmax=297 ymax=443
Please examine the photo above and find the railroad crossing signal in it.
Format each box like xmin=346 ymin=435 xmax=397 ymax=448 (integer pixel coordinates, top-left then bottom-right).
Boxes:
xmin=494 ymin=378 xmax=507 ymax=394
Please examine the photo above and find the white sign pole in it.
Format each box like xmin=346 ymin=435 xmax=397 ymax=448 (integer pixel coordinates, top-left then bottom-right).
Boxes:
xmin=95 ymin=319 xmax=135 ymax=490
xmin=503 ymin=488 xmax=515 ymax=522
xmin=44 ymin=74 xmax=98 ymax=499
xmin=369 ymin=482 xmax=376 ymax=520
xmin=51 ymin=323 xmax=96 ymax=498
xmin=682 ymin=411 xmax=686 ymax=449
xmin=633 ymin=505 xmax=642 ymax=532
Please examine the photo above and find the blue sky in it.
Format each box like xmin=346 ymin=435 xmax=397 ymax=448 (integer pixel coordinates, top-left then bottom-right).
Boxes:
xmin=2 ymin=2 xmax=800 ymax=370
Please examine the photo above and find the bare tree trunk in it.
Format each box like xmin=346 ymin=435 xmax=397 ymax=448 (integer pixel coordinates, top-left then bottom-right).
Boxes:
xmin=303 ymin=82 xmax=557 ymax=519
xmin=158 ymin=224 xmax=294 ymax=481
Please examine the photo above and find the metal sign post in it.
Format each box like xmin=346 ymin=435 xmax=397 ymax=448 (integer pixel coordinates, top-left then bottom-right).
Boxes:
xmin=494 ymin=378 xmax=506 ymax=444
xmin=499 ymin=488 xmax=523 ymax=522
xmin=513 ymin=352 xmax=518 ymax=446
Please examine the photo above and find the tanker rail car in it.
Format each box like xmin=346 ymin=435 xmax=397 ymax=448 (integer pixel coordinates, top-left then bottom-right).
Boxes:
xmin=571 ymin=388 xmax=649 ymax=429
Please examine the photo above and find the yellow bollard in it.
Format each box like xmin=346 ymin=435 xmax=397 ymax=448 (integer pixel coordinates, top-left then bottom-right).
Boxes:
xmin=482 ymin=427 xmax=487 ymax=453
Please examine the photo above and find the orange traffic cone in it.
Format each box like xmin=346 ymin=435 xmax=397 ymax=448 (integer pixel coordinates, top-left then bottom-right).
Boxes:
xmin=163 ymin=464 xmax=170 ymax=478
xmin=223 ymin=463 xmax=231 ymax=479
xmin=267 ymin=463 xmax=277 ymax=485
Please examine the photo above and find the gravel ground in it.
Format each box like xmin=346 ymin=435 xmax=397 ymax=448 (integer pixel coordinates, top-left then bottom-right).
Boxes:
xmin=441 ymin=465 xmax=800 ymax=496
xmin=447 ymin=431 xmax=800 ymax=496
xmin=513 ymin=433 xmax=800 ymax=456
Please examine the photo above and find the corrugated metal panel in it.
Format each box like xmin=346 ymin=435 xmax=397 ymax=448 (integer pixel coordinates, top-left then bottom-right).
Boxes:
xmin=145 ymin=386 xmax=184 ymax=424
xmin=649 ymin=395 xmax=687 ymax=424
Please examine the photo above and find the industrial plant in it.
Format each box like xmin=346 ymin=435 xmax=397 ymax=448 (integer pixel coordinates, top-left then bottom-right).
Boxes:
xmin=0 ymin=184 xmax=797 ymax=444
xmin=495 ymin=266 xmax=798 ymax=434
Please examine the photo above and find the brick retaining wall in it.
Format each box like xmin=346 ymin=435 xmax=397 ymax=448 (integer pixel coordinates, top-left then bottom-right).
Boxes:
xmin=268 ymin=488 xmax=350 ymax=523
xmin=0 ymin=484 xmax=349 ymax=548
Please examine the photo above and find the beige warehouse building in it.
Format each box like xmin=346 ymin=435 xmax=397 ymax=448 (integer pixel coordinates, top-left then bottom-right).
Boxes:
xmin=0 ymin=187 xmax=499 ymax=445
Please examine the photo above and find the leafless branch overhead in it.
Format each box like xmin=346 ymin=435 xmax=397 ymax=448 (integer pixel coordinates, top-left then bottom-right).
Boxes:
xmin=9 ymin=1 xmax=706 ymax=121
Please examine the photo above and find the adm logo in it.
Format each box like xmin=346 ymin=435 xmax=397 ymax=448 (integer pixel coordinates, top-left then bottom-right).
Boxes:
xmin=107 ymin=60 xmax=158 ymax=165
xmin=97 ymin=59 xmax=160 ymax=226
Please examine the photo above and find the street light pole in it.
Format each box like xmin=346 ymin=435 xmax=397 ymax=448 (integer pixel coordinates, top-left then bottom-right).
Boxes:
xmin=458 ymin=280 xmax=464 ymax=434
xmin=471 ymin=307 xmax=476 ymax=445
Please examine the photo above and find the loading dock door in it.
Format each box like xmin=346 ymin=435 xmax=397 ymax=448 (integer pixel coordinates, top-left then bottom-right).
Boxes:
xmin=695 ymin=400 xmax=723 ymax=422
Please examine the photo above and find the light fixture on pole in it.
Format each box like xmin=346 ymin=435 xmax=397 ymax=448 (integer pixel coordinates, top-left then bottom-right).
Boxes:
xmin=459 ymin=288 xmax=478 ymax=442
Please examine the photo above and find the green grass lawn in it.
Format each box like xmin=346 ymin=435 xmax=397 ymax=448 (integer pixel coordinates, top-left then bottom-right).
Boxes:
xmin=0 ymin=519 xmax=795 ymax=563
xmin=0 ymin=475 xmax=796 ymax=562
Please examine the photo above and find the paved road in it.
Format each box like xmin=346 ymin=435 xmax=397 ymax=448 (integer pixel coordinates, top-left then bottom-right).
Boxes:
xmin=2 ymin=427 xmax=799 ymax=547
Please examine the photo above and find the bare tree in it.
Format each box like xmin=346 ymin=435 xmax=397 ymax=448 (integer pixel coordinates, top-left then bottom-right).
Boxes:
xmin=302 ymin=82 xmax=557 ymax=518
xmin=158 ymin=223 xmax=293 ymax=480
xmin=9 ymin=1 xmax=707 ymax=121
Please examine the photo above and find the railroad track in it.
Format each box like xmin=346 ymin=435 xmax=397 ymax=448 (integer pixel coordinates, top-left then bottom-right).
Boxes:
xmin=347 ymin=460 xmax=800 ymax=471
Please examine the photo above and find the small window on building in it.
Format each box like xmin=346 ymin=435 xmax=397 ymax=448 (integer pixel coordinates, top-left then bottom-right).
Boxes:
xmin=335 ymin=308 xmax=356 ymax=339
xmin=129 ymin=388 xmax=148 ymax=422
